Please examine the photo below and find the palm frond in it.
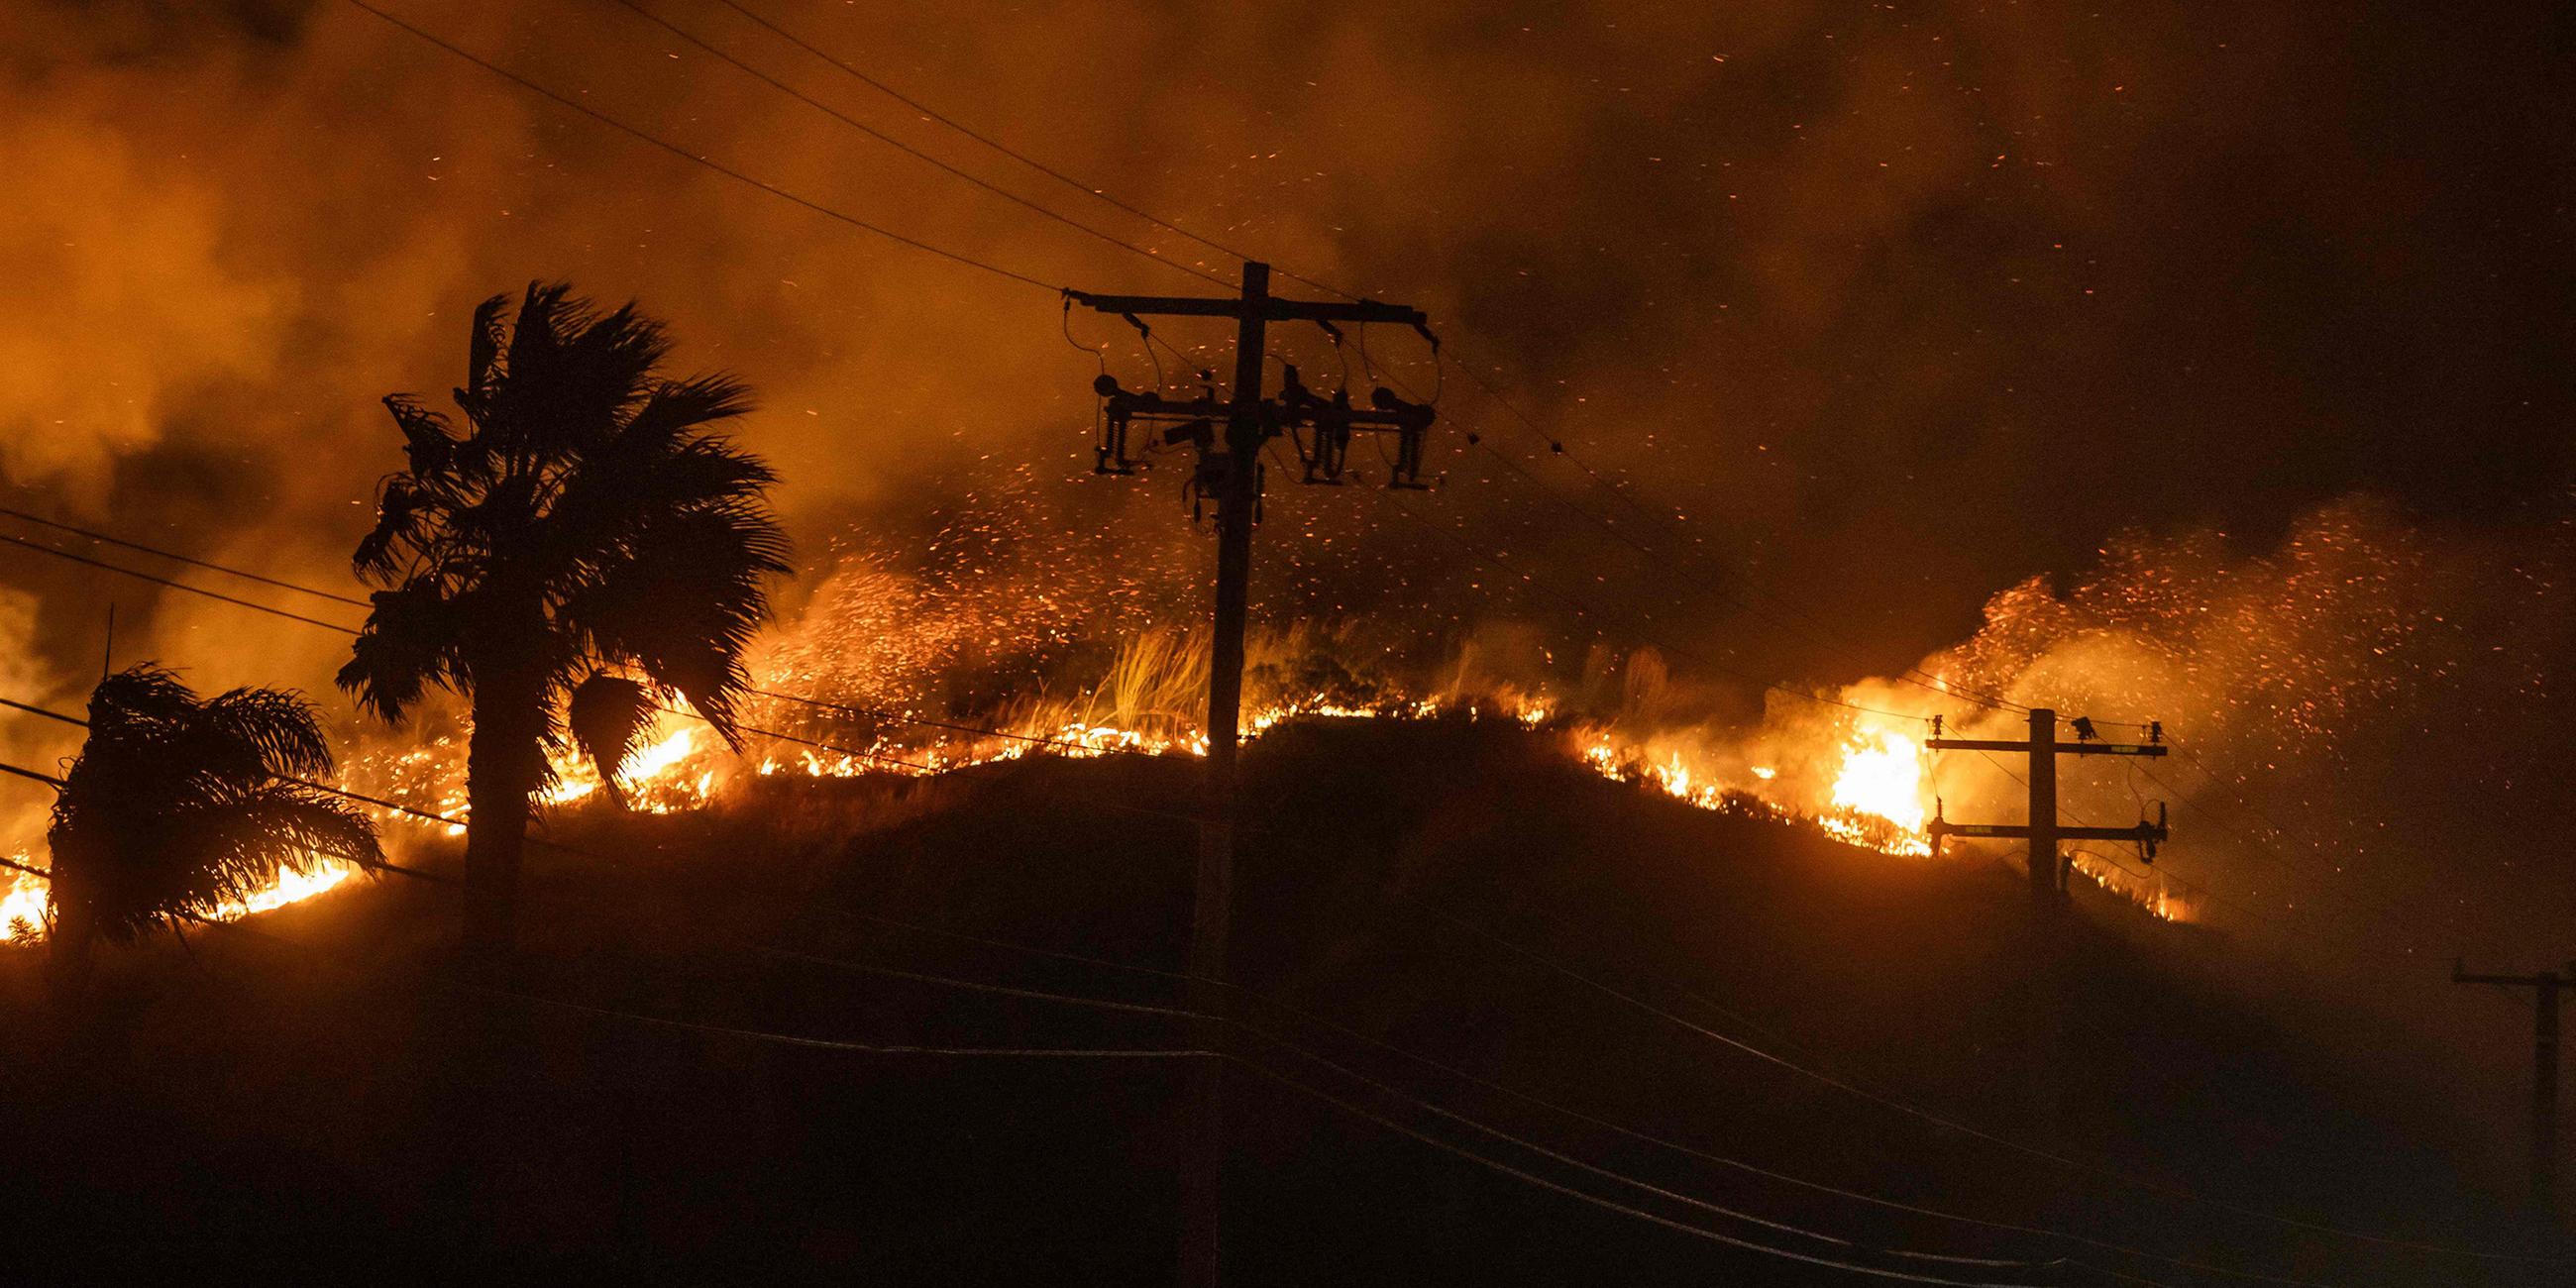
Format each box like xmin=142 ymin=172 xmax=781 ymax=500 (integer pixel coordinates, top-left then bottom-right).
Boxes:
xmin=49 ymin=668 xmax=381 ymax=942
xmin=203 ymin=687 xmax=336 ymax=779
xmin=567 ymin=672 xmax=656 ymax=806
xmin=383 ymin=394 xmax=461 ymax=486
xmin=562 ymin=500 xmax=791 ymax=749
xmin=338 ymin=581 xmax=466 ymax=722
xmin=461 ymin=290 xmax=511 ymax=406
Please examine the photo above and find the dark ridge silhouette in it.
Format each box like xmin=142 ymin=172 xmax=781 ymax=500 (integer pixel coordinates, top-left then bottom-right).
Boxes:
xmin=0 ymin=717 xmax=2540 ymax=1281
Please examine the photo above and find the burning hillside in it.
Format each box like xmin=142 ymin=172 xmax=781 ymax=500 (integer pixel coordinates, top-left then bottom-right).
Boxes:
xmin=10 ymin=491 xmax=2572 ymax=952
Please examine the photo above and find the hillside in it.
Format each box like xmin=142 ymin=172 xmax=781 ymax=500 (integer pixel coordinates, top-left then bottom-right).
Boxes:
xmin=0 ymin=715 xmax=2547 ymax=1284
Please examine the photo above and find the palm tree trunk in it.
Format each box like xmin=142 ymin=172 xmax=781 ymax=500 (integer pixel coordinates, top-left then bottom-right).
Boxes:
xmin=46 ymin=892 xmax=97 ymax=1006
xmin=462 ymin=667 xmax=548 ymax=961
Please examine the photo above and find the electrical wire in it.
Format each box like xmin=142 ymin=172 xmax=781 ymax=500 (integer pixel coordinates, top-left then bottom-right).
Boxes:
xmin=596 ymin=0 xmax=1233 ymax=290
xmin=706 ymin=0 xmax=1306 ymax=292
xmin=809 ymin=897 xmax=2340 ymax=1288
xmin=1222 ymin=1052 xmax=2064 ymax=1288
xmin=464 ymin=980 xmax=1208 ymax=1058
xmin=0 ymin=504 xmax=370 ymax=608
xmin=1386 ymin=885 xmax=2556 ymax=1265
xmin=338 ymin=0 xmax=1062 ymax=292
xmin=0 ymin=531 xmax=366 ymax=635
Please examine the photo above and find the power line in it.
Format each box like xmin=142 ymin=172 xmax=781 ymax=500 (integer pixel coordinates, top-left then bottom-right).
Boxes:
xmin=337 ymin=0 xmax=1062 ymax=292
xmin=765 ymin=912 xmax=2079 ymax=1287
xmin=363 ymin=0 xmax=2027 ymax=735
xmin=12 ymin=831 xmax=2091 ymax=1284
xmin=1389 ymin=887 xmax=2555 ymax=1265
xmin=801 ymin=899 xmax=2339 ymax=1287
xmin=464 ymin=978 xmax=1208 ymax=1059
xmin=596 ymin=0 xmax=1233 ymax=291
xmin=706 ymin=0 xmax=1333 ymax=295
xmin=1222 ymin=1053 xmax=2061 ymax=1288
xmin=0 ymin=760 xmax=66 ymax=791
xmin=0 ymin=504 xmax=370 ymax=608
xmin=697 ymin=0 xmax=1679 ymax=546
xmin=734 ymin=926 xmax=2079 ymax=1277
xmin=0 ymin=531 xmax=365 ymax=635
xmin=747 ymin=944 xmax=1196 ymax=1020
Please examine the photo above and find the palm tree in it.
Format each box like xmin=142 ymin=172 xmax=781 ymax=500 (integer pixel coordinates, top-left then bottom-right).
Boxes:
xmin=340 ymin=282 xmax=791 ymax=956
xmin=46 ymin=666 xmax=384 ymax=994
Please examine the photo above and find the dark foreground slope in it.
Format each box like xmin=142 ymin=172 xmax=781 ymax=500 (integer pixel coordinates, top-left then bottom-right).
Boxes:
xmin=0 ymin=716 xmax=2552 ymax=1284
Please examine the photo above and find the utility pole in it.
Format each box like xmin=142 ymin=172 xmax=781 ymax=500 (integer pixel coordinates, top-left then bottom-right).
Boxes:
xmin=2453 ymin=959 xmax=2572 ymax=1220
xmin=1926 ymin=708 xmax=2170 ymax=1144
xmin=1067 ymin=263 xmax=1437 ymax=1287
xmin=1926 ymin=708 xmax=2171 ymax=909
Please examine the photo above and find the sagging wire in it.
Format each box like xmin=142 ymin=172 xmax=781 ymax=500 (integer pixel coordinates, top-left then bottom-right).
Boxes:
xmin=1062 ymin=295 xmax=1115 ymax=470
xmin=1119 ymin=311 xmax=1166 ymax=392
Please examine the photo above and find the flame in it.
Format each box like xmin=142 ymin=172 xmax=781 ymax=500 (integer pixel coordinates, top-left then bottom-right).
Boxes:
xmin=1827 ymin=727 xmax=1930 ymax=836
xmin=4 ymin=624 xmax=2187 ymax=943
xmin=0 ymin=851 xmax=360 ymax=944
xmin=209 ymin=861 xmax=359 ymax=918
xmin=543 ymin=724 xmax=704 ymax=811
xmin=3 ymin=864 xmax=47 ymax=941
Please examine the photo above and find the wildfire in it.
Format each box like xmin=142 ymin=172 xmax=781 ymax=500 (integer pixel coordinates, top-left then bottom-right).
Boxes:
xmin=0 ymin=853 xmax=362 ymax=944
xmin=3 ymin=626 xmax=2188 ymax=946
xmin=207 ymin=862 xmax=361 ymax=918
xmin=1828 ymin=729 xmax=1928 ymax=833
xmin=544 ymin=725 xmax=708 ymax=811
xmin=3 ymin=864 xmax=46 ymax=941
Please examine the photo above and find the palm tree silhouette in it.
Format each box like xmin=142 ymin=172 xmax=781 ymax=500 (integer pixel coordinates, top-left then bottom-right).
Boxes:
xmin=46 ymin=666 xmax=383 ymax=994
xmin=341 ymin=282 xmax=791 ymax=955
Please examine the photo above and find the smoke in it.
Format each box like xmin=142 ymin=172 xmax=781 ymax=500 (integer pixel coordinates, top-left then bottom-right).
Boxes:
xmin=1833 ymin=495 xmax=2576 ymax=964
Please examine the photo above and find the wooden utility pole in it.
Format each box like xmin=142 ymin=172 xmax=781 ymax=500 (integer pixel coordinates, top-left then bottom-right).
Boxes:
xmin=1067 ymin=264 xmax=1436 ymax=1287
xmin=2453 ymin=959 xmax=2572 ymax=1219
xmin=1926 ymin=709 xmax=2171 ymax=1141
xmin=1926 ymin=708 xmax=2170 ymax=908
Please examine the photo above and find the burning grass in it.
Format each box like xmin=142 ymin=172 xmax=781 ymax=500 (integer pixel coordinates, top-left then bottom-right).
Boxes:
xmin=2 ymin=617 xmax=2192 ymax=943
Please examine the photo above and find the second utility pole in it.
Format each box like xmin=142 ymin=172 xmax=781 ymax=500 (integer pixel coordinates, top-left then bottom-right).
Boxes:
xmin=2453 ymin=959 xmax=2572 ymax=1220
xmin=1067 ymin=263 xmax=1436 ymax=1287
